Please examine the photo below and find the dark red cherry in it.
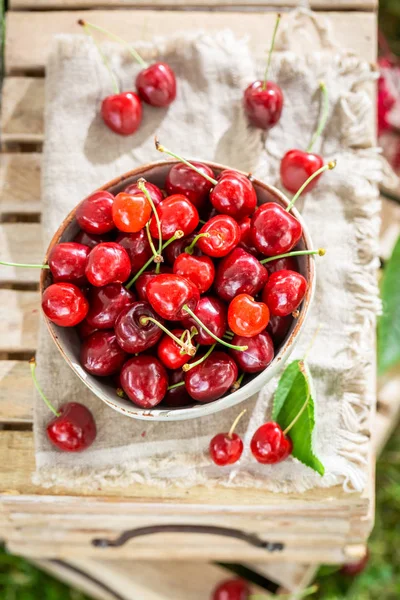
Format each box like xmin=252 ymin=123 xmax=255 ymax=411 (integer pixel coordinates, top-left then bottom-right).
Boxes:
xmin=262 ymin=270 xmax=307 ymax=316
xmin=120 ymin=355 xmax=168 ymax=407
xmin=181 ymin=296 xmax=227 ymax=346
xmin=136 ymin=62 xmax=176 ymax=107
xmin=163 ymin=370 xmax=192 ymax=407
xmin=230 ymin=331 xmax=274 ymax=373
xmin=210 ymin=432 xmax=243 ymax=466
xmin=267 ymin=314 xmax=293 ymax=346
xmin=77 ymin=319 xmax=98 ymax=339
xmin=73 ymin=230 xmax=113 ymax=249
xmin=147 ymin=274 xmax=199 ymax=320
xmin=340 ymin=550 xmax=370 ymax=576
xmin=214 ymin=247 xmax=268 ymax=303
xmin=238 ymin=216 xmax=259 ymax=256
xmin=197 ymin=215 xmax=241 ymax=258
xmin=124 ymin=181 xmax=163 ymax=206
xmin=85 ymin=242 xmax=131 ymax=287
xmin=243 ymin=81 xmax=283 ymax=130
xmin=42 ymin=283 xmax=89 ymax=327
xmin=86 ymin=284 xmax=136 ymax=329
xmin=101 ymin=92 xmax=142 ymax=135
xmin=228 ymin=294 xmax=269 ymax=337
xmin=251 ymin=203 xmax=302 ymax=257
xmin=280 ymin=150 xmax=324 ymax=195
xmin=76 ymin=191 xmax=115 ymax=235
xmin=47 ymin=402 xmax=96 ymax=452
xmin=149 ymin=194 xmax=199 ymax=240
xmin=164 ymin=233 xmax=201 ymax=265
xmin=266 ymin=255 xmax=297 ymax=275
xmin=116 ymin=230 xmax=153 ymax=275
xmin=184 ymin=351 xmax=238 ymax=402
xmin=157 ymin=328 xmax=192 ymax=370
xmin=48 ymin=242 xmax=90 ymax=285
xmin=173 ymin=253 xmax=215 ymax=294
xmin=210 ymin=171 xmax=257 ymax=220
xmin=114 ymin=300 xmax=163 ymax=353
xmin=166 ymin=162 xmax=215 ymax=208
xmin=250 ymin=421 xmax=292 ymax=464
xmin=80 ymin=330 xmax=127 ymax=376
xmin=212 ymin=578 xmax=250 ymax=600
xmin=135 ymin=266 xmax=172 ymax=301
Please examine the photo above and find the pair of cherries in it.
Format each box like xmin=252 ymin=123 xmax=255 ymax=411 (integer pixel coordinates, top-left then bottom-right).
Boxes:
xmin=78 ymin=20 xmax=176 ymax=135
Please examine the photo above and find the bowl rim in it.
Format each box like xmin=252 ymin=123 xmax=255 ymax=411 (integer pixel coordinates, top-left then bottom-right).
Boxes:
xmin=40 ymin=160 xmax=315 ymax=421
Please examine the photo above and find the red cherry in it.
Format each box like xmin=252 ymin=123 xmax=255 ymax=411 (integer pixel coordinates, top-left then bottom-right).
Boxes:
xmin=267 ymin=314 xmax=293 ymax=346
xmin=230 ymin=331 xmax=274 ymax=372
xmin=250 ymin=422 xmax=292 ymax=464
xmin=212 ymin=579 xmax=250 ymax=600
xmin=197 ymin=215 xmax=241 ymax=258
xmin=47 ymin=402 xmax=97 ymax=452
xmin=184 ymin=351 xmax=238 ymax=402
xmin=262 ymin=270 xmax=307 ymax=316
xmin=48 ymin=242 xmax=90 ymax=285
xmin=157 ymin=328 xmax=192 ymax=370
xmin=112 ymin=191 xmax=151 ymax=233
xmin=101 ymin=92 xmax=142 ymax=135
xmin=136 ymin=62 xmax=176 ymax=107
xmin=251 ymin=203 xmax=302 ymax=257
xmin=265 ymin=255 xmax=297 ymax=275
xmin=340 ymin=550 xmax=370 ymax=576
xmin=73 ymin=230 xmax=113 ymax=249
xmin=209 ymin=410 xmax=246 ymax=466
xmin=173 ymin=253 xmax=215 ymax=294
xmin=238 ymin=217 xmax=259 ymax=256
xmin=86 ymin=284 xmax=136 ymax=329
xmin=244 ymin=81 xmax=283 ymax=130
xmin=164 ymin=233 xmax=202 ymax=265
xmin=280 ymin=149 xmax=324 ymax=195
xmin=120 ymin=355 xmax=168 ymax=408
xmin=228 ymin=294 xmax=270 ymax=337
xmin=163 ymin=370 xmax=192 ymax=407
xmin=214 ymin=247 xmax=268 ymax=303
xmin=135 ymin=266 xmax=172 ymax=301
xmin=116 ymin=230 xmax=153 ymax=275
xmin=115 ymin=300 xmax=164 ymax=353
xmin=85 ymin=242 xmax=131 ymax=286
xmin=149 ymin=194 xmax=199 ymax=240
xmin=42 ymin=283 xmax=89 ymax=327
xmin=124 ymin=181 xmax=163 ymax=206
xmin=80 ymin=330 xmax=127 ymax=376
xmin=210 ymin=171 xmax=257 ymax=220
xmin=181 ymin=296 xmax=227 ymax=346
xmin=76 ymin=191 xmax=115 ymax=235
xmin=166 ymin=162 xmax=215 ymax=208
xmin=146 ymin=273 xmax=199 ymax=320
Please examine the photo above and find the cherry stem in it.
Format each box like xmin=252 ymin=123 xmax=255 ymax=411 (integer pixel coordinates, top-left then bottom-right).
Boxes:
xmin=116 ymin=388 xmax=126 ymax=398
xmin=231 ymin=372 xmax=245 ymax=391
xmin=182 ymin=305 xmax=248 ymax=351
xmin=260 ymin=248 xmax=325 ymax=264
xmin=306 ymin=81 xmax=329 ymax=153
xmin=0 ymin=260 xmax=50 ymax=269
xmin=138 ymin=178 xmax=163 ymax=259
xmin=29 ymin=358 xmax=60 ymax=418
xmin=167 ymin=381 xmax=185 ymax=391
xmin=185 ymin=232 xmax=210 ymax=254
xmin=145 ymin=222 xmax=160 ymax=264
xmin=78 ymin=20 xmax=147 ymax=68
xmin=262 ymin=13 xmax=281 ymax=90
xmin=182 ymin=343 xmax=216 ymax=372
xmin=286 ymin=160 xmax=336 ymax=212
xmin=139 ymin=316 xmax=196 ymax=356
xmin=125 ymin=229 xmax=183 ymax=289
xmin=228 ymin=409 xmax=247 ymax=438
xmin=155 ymin=137 xmax=218 ymax=186
xmin=283 ymin=391 xmax=310 ymax=436
xmin=78 ymin=20 xmax=120 ymax=95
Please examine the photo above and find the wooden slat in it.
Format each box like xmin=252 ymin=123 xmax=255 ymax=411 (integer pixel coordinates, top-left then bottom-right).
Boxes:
xmin=0 ymin=154 xmax=41 ymax=215
xmin=0 ymin=290 xmax=40 ymax=353
xmin=5 ymin=11 xmax=377 ymax=75
xmin=0 ymin=78 xmax=44 ymax=144
xmin=0 ymin=223 xmax=44 ymax=283
xmin=0 ymin=361 xmax=33 ymax=423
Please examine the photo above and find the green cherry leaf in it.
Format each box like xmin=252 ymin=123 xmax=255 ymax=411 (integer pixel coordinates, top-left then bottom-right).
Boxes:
xmin=378 ymin=235 xmax=400 ymax=376
xmin=272 ymin=359 xmax=325 ymax=476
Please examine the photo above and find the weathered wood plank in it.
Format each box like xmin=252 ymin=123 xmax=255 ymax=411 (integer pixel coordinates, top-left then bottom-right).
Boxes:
xmin=0 ymin=154 xmax=41 ymax=215
xmin=0 ymin=290 xmax=40 ymax=353
xmin=5 ymin=11 xmax=377 ymax=75
xmin=0 ymin=223 xmax=44 ymax=283
xmin=0 ymin=361 xmax=33 ymax=423
xmin=0 ymin=78 xmax=44 ymax=144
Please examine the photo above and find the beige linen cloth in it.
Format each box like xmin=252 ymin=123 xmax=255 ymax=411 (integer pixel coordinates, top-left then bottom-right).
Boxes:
xmin=34 ymin=10 xmax=382 ymax=493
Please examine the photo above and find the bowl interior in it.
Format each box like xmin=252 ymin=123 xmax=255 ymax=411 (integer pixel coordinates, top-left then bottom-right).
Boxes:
xmin=41 ymin=161 xmax=315 ymax=421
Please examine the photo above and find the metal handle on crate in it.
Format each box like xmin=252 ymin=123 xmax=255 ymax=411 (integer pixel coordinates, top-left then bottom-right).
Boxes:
xmin=92 ymin=524 xmax=284 ymax=553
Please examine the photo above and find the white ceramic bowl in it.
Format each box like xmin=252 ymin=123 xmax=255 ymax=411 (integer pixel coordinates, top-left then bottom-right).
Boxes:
xmin=41 ymin=161 xmax=315 ymax=421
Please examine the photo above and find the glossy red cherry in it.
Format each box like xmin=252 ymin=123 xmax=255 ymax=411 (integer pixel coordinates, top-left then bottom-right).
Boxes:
xmin=124 ymin=181 xmax=163 ymax=206
xmin=210 ymin=171 xmax=257 ymax=220
xmin=47 ymin=403 xmax=97 ymax=452
xmin=73 ymin=230 xmax=113 ymax=249
xmin=147 ymin=273 xmax=199 ymax=320
xmin=157 ymin=328 xmax=192 ymax=370
xmin=163 ymin=370 xmax=192 ymax=407
xmin=262 ymin=270 xmax=307 ymax=316
xmin=116 ymin=230 xmax=153 ymax=275
xmin=76 ymin=191 xmax=115 ymax=235
xmin=184 ymin=351 xmax=238 ymax=402
xmin=267 ymin=314 xmax=293 ymax=346
xmin=197 ymin=215 xmax=241 ymax=258
xmin=80 ymin=330 xmax=127 ymax=376
xmin=228 ymin=294 xmax=270 ymax=337
xmin=265 ymin=255 xmax=297 ymax=275
xmin=251 ymin=203 xmax=302 ymax=257
xmin=181 ymin=296 xmax=227 ymax=346
xmin=135 ymin=266 xmax=172 ymax=301
xmin=212 ymin=578 xmax=250 ymax=600
xmin=251 ymin=421 xmax=292 ymax=464
xmin=280 ymin=149 xmax=324 ymax=194
xmin=120 ymin=355 xmax=168 ymax=407
xmin=115 ymin=300 xmax=164 ymax=353
xmin=214 ymin=247 xmax=268 ymax=303
xmin=42 ymin=283 xmax=89 ymax=327
xmin=166 ymin=162 xmax=215 ymax=208
xmin=149 ymin=194 xmax=199 ymax=240
xmin=209 ymin=410 xmax=246 ymax=466
xmin=101 ymin=92 xmax=142 ymax=135
xmin=244 ymin=81 xmax=283 ymax=130
xmin=85 ymin=242 xmax=131 ymax=286
xmin=112 ymin=191 xmax=151 ymax=233
xmin=164 ymin=233 xmax=201 ymax=265
xmin=136 ymin=62 xmax=176 ymax=107
xmin=48 ymin=242 xmax=90 ymax=285
xmin=86 ymin=284 xmax=136 ymax=329
xmin=173 ymin=253 xmax=215 ymax=294
xmin=230 ymin=331 xmax=274 ymax=372
xmin=238 ymin=217 xmax=259 ymax=256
